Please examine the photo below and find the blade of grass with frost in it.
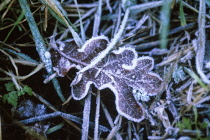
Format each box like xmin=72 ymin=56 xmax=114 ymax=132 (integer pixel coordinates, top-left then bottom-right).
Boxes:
xmin=160 ymin=0 xmax=172 ymax=49
xmin=39 ymin=0 xmax=83 ymax=47
xmin=4 ymin=48 xmax=39 ymax=64
xmin=184 ymin=67 xmax=208 ymax=90
xmin=196 ymin=0 xmax=210 ymax=84
xmin=94 ymin=91 xmax=100 ymax=140
xmin=20 ymin=111 xmax=109 ymax=132
xmin=179 ymin=0 xmax=186 ymax=26
xmin=81 ymin=93 xmax=91 ymax=140
xmin=74 ymin=0 xmax=85 ymax=41
xmin=3 ymin=10 xmax=25 ymax=43
xmin=205 ymin=0 xmax=210 ymax=7
xmin=18 ymin=0 xmax=65 ymax=102
xmin=92 ymin=0 xmax=102 ymax=37
xmin=121 ymin=0 xmax=137 ymax=11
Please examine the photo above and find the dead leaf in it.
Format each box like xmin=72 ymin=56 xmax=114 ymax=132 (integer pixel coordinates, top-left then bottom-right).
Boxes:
xmin=50 ymin=36 xmax=162 ymax=122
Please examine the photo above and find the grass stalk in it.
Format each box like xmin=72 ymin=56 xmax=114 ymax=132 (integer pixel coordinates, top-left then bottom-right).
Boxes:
xmin=159 ymin=0 xmax=172 ymax=49
xmin=18 ymin=0 xmax=65 ymax=102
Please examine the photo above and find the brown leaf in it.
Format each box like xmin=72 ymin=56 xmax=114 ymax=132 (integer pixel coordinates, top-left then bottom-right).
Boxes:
xmin=50 ymin=36 xmax=162 ymax=122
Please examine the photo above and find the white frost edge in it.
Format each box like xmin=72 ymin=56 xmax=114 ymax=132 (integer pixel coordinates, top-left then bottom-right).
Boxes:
xmin=72 ymin=45 xmax=164 ymax=122
xmin=71 ymin=78 xmax=145 ymax=122
xmin=71 ymin=81 xmax=92 ymax=100
xmin=109 ymin=84 xmax=145 ymax=122
xmin=145 ymin=71 xmax=163 ymax=96
xmin=78 ymin=35 xmax=109 ymax=52
xmin=112 ymin=47 xmax=138 ymax=70
xmin=137 ymin=56 xmax=163 ymax=96
xmin=137 ymin=56 xmax=154 ymax=71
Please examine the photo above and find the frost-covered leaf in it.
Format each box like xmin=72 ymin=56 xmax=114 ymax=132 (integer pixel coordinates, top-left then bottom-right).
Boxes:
xmin=50 ymin=36 xmax=162 ymax=122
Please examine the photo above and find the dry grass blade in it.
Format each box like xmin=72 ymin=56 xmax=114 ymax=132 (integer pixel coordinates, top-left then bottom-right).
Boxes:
xmin=40 ymin=0 xmax=83 ymax=47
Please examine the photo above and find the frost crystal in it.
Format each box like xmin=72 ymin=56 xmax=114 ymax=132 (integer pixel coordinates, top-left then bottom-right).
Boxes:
xmin=133 ymin=88 xmax=150 ymax=102
xmin=172 ymin=66 xmax=186 ymax=83
xmin=16 ymin=100 xmax=47 ymax=118
xmin=44 ymin=51 xmax=51 ymax=59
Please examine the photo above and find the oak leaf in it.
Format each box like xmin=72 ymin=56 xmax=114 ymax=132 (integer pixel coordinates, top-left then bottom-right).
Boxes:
xmin=50 ymin=36 xmax=162 ymax=122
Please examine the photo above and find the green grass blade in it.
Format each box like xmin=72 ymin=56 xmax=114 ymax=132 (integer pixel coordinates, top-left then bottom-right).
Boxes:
xmin=179 ymin=0 xmax=186 ymax=26
xmin=184 ymin=67 xmax=208 ymax=90
xmin=46 ymin=123 xmax=64 ymax=134
xmin=159 ymin=0 xmax=172 ymax=49
xmin=3 ymin=10 xmax=25 ymax=43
